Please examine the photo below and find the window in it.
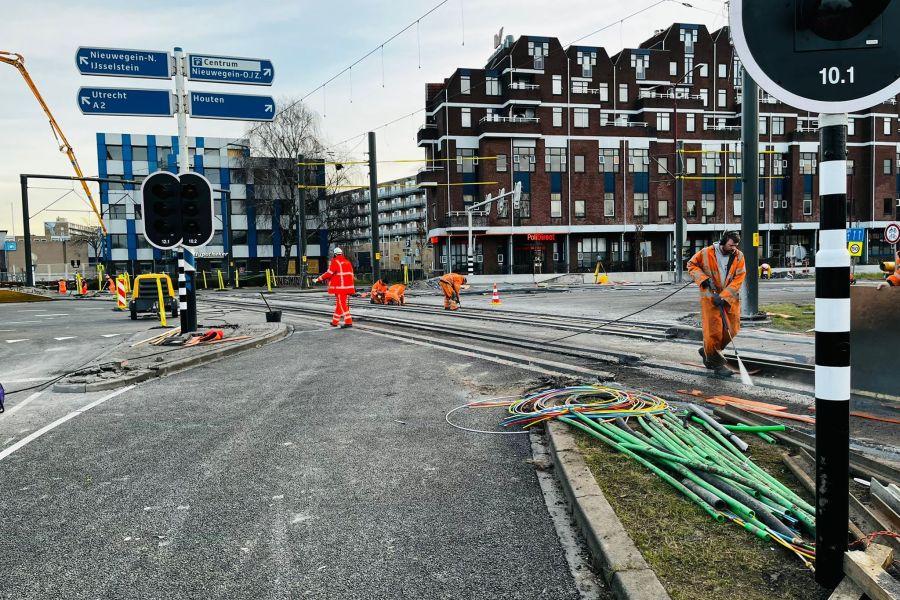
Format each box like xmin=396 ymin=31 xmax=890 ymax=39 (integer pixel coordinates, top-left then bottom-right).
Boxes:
xmin=463 ymin=194 xmax=474 ymax=208
xmin=729 ymin=154 xmax=743 ymax=175
xmin=460 ymin=75 xmax=470 ymax=95
xmin=545 ymin=147 xmax=567 ymax=172
xmin=681 ymin=27 xmax=697 ymax=54
xmin=577 ymin=50 xmax=596 ymax=77
xmin=550 ymin=193 xmax=562 ymax=217
xmin=257 ymin=230 xmax=273 ymax=246
xmin=773 ymin=154 xmax=786 ymax=175
xmin=718 ymin=89 xmax=727 ymax=107
xmin=629 ymin=149 xmax=649 ymax=173
xmin=107 ymin=176 xmax=125 ymax=191
xmin=108 ymin=204 xmax=127 ymax=219
xmin=669 ymin=62 xmax=677 ymax=76
xmin=718 ymin=63 xmax=727 ymax=78
xmin=513 ymin=147 xmax=536 ymax=172
xmin=456 ymin=148 xmax=476 ymax=173
xmin=884 ymin=117 xmax=892 ymax=135
xmin=699 ymin=63 xmax=709 ymax=78
xmin=496 ymin=154 xmax=508 ymax=172
xmin=846 ymin=159 xmax=855 ymax=175
xmin=702 ymin=193 xmax=716 ymax=216
xmin=733 ymin=193 xmax=742 ymax=216
xmin=658 ymin=200 xmax=669 ymax=217
xmin=105 ymin=145 xmax=123 ymax=161
xmin=772 ymin=117 xmax=785 ymax=135
xmin=110 ymin=234 xmax=127 ymax=249
xmin=732 ymin=57 xmax=743 ymax=86
xmin=599 ymin=148 xmax=619 ymax=172
xmin=486 ymin=76 xmax=500 ymax=95
xmin=552 ymin=75 xmax=562 ymax=95
xmin=518 ymin=192 xmax=531 ymax=217
xmin=528 ymin=40 xmax=549 ymax=69
xmin=884 ymin=159 xmax=893 ymax=175
xmin=572 ymin=81 xmax=588 ymax=94
xmin=131 ymin=146 xmax=148 ymax=162
xmin=633 ymin=193 xmax=649 ymax=218
xmin=575 ymin=200 xmax=585 ymax=217
xmin=687 ymin=200 xmax=697 ymax=217
xmin=135 ymin=204 xmax=143 ymax=220
xmin=848 ymin=118 xmax=855 ymax=136
xmin=758 ymin=116 xmax=767 ymax=135
xmin=686 ymin=158 xmax=697 ymax=174
xmin=604 ymin=192 xmax=615 ymax=216
xmin=800 ymin=152 xmax=817 ymax=175
xmin=884 ymin=198 xmax=894 ymax=217
xmin=574 ymin=155 xmax=585 ymax=173
xmin=657 ymin=156 xmax=669 ymax=174
xmin=699 ymin=89 xmax=708 ymax=107
xmin=574 ymin=108 xmax=589 ymax=128
xmin=210 ymin=232 xmax=224 ymax=246
xmin=577 ymin=237 xmax=607 ymax=268
xmin=553 ymin=107 xmax=563 ymax=127
xmin=631 ymin=54 xmax=648 ymax=80
xmin=461 ymin=107 xmax=471 ymax=128
xmin=231 ymin=199 xmax=247 ymax=215
xmin=684 ymin=57 xmax=694 ymax=84
xmin=597 ymin=83 xmax=609 ymax=102
xmin=205 ymin=168 xmax=221 ymax=184
xmin=204 ymin=147 xmax=220 ymax=157
xmin=232 ymin=230 xmax=248 ymax=245
xmin=702 ymin=151 xmax=718 ymax=174
xmin=156 ymin=146 xmax=172 ymax=163
xmin=657 ymin=112 xmax=671 ymax=131
xmin=686 ymin=113 xmax=696 ymax=132
xmin=803 ymin=192 xmax=813 ymax=215
xmin=618 ymin=84 xmax=628 ymax=103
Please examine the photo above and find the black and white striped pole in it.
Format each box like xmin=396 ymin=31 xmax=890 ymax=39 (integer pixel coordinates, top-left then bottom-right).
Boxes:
xmin=815 ymin=113 xmax=851 ymax=580
xmin=178 ymin=249 xmax=188 ymax=331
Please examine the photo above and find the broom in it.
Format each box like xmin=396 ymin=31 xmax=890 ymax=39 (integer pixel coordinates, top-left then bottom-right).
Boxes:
xmin=719 ymin=304 xmax=754 ymax=386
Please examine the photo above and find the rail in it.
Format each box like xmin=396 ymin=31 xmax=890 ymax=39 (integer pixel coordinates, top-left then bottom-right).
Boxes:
xmin=508 ymin=82 xmax=540 ymax=90
xmin=479 ymin=115 xmax=540 ymax=124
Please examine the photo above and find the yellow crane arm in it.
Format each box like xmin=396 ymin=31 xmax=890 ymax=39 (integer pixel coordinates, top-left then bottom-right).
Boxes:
xmin=0 ymin=51 xmax=107 ymax=234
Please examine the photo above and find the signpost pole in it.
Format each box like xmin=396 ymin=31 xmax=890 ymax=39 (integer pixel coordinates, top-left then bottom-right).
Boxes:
xmin=174 ymin=47 xmax=196 ymax=333
xmin=368 ymin=132 xmax=380 ymax=283
xmin=814 ymin=112 xmax=851 ymax=586
xmin=20 ymin=175 xmax=33 ymax=287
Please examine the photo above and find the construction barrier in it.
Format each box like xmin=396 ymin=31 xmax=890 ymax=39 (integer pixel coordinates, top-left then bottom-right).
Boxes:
xmin=115 ymin=276 xmax=128 ymax=310
xmin=217 ymin=270 xmax=225 ymax=290
xmin=155 ymin=277 xmax=167 ymax=327
xmin=202 ymin=271 xmax=208 ymax=289
xmin=265 ymin=269 xmax=273 ymax=293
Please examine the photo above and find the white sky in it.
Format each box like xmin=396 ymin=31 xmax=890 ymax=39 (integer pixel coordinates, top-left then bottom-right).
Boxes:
xmin=0 ymin=0 xmax=727 ymax=235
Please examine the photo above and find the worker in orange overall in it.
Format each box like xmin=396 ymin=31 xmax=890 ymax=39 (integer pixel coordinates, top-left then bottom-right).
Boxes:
xmin=877 ymin=250 xmax=900 ymax=290
xmin=385 ymin=283 xmax=406 ymax=305
xmin=370 ymin=279 xmax=388 ymax=304
xmin=687 ymin=231 xmax=747 ymax=378
xmin=438 ymin=272 xmax=466 ymax=311
xmin=314 ymin=247 xmax=356 ymax=328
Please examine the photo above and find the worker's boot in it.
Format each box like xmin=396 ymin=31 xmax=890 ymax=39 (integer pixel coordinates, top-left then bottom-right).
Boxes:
xmin=711 ymin=366 xmax=734 ymax=378
xmin=698 ymin=348 xmax=713 ymax=369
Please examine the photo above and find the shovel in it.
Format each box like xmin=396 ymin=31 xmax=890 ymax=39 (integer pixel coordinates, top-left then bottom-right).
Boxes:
xmin=719 ymin=304 xmax=754 ymax=386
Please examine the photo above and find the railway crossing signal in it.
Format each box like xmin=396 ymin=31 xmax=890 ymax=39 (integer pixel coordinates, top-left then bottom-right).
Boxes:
xmin=140 ymin=171 xmax=214 ymax=250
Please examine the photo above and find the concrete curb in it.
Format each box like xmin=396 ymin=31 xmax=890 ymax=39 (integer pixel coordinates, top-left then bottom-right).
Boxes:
xmin=54 ymin=324 xmax=292 ymax=393
xmin=546 ymin=421 xmax=671 ymax=600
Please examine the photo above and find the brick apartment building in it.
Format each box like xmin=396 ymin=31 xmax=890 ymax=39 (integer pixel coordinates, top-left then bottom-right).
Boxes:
xmin=417 ymin=23 xmax=900 ymax=275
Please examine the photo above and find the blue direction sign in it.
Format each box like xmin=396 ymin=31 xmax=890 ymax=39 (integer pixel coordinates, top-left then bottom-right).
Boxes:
xmin=3 ymin=241 xmax=17 ymax=252
xmin=78 ymin=87 xmax=174 ymax=117
xmin=189 ymin=91 xmax=276 ymax=121
xmin=75 ymin=47 xmax=172 ymax=79
xmin=847 ymin=228 xmax=865 ymax=243
xmin=188 ymin=53 xmax=274 ymax=86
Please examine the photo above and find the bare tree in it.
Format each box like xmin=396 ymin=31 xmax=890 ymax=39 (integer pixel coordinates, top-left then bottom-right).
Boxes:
xmin=69 ymin=223 xmax=105 ymax=268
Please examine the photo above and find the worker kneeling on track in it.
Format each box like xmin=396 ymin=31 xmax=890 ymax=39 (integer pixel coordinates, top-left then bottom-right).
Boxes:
xmin=314 ymin=247 xmax=356 ymax=328
xmin=688 ymin=231 xmax=747 ymax=378
xmin=370 ymin=279 xmax=388 ymax=304
xmin=385 ymin=283 xmax=406 ymax=306
xmin=438 ymin=272 xmax=466 ymax=311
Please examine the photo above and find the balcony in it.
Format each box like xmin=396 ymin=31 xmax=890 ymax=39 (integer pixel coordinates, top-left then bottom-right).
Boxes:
xmin=600 ymin=119 xmax=649 ymax=129
xmin=442 ymin=211 xmax=488 ymax=229
xmin=478 ymin=115 xmax=541 ymax=135
xmin=788 ymin=128 xmax=818 ymax=143
xmin=505 ymin=82 xmax=541 ymax=104
xmin=417 ymin=123 xmax=438 ymax=146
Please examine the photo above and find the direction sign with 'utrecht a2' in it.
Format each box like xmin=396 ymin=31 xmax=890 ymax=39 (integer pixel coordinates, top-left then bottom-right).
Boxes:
xmin=188 ymin=53 xmax=274 ymax=85
xmin=76 ymin=47 xmax=172 ymax=79
xmin=189 ymin=91 xmax=275 ymax=121
xmin=78 ymin=87 xmax=174 ymax=117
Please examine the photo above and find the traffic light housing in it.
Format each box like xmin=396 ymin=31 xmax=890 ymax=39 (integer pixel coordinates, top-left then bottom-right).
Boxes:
xmin=178 ymin=172 xmax=214 ymax=247
xmin=796 ymin=0 xmax=889 ymax=50
xmin=140 ymin=171 xmax=215 ymax=250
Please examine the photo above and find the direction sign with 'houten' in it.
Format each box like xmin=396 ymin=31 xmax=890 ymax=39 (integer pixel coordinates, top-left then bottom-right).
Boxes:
xmin=188 ymin=91 xmax=275 ymax=121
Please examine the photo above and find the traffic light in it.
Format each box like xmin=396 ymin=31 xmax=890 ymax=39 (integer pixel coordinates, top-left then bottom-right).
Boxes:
xmin=797 ymin=0 xmax=889 ymax=43
xmin=140 ymin=171 xmax=181 ymax=249
xmin=178 ymin=172 xmax=214 ymax=247
xmin=140 ymin=171 xmax=215 ymax=249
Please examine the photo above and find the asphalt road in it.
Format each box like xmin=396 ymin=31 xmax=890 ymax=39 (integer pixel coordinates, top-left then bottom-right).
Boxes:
xmin=0 ymin=298 xmax=156 ymax=388
xmin=0 ymin=317 xmax=596 ymax=600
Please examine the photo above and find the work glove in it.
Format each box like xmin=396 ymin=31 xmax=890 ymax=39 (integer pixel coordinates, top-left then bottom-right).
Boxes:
xmin=712 ymin=294 xmax=726 ymax=307
xmin=701 ymin=279 xmax=711 ymax=290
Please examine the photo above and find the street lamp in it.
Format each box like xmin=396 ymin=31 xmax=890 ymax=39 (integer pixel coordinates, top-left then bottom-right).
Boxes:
xmin=466 ymin=182 xmax=521 ymax=276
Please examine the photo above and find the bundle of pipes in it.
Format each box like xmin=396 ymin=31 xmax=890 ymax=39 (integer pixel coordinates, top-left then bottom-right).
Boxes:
xmin=499 ymin=387 xmax=817 ymax=568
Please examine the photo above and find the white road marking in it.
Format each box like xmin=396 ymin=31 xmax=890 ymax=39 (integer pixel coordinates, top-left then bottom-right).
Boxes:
xmin=53 ymin=336 xmax=77 ymax=341
xmin=37 ymin=313 xmax=69 ymax=317
xmin=45 ymin=348 xmax=68 ymax=353
xmin=18 ymin=310 xmax=48 ymax=313
xmin=6 ymin=321 xmax=39 ymax=325
xmin=100 ymin=334 xmax=121 ymax=338
xmin=0 ymin=329 xmax=14 ymax=333
xmin=5 ymin=391 xmax=43 ymax=416
xmin=0 ymin=377 xmax=46 ymax=383
xmin=5 ymin=339 xmax=29 ymax=344
xmin=0 ymin=385 xmax=135 ymax=463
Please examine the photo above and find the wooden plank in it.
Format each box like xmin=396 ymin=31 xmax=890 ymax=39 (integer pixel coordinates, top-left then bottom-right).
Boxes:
xmin=870 ymin=494 xmax=900 ymax=530
xmin=828 ymin=577 xmax=864 ymax=600
xmin=872 ymin=479 xmax=900 ymax=516
xmin=842 ymin=544 xmax=899 ymax=600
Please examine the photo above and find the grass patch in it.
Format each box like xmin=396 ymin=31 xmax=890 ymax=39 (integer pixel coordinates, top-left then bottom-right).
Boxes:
xmin=760 ymin=303 xmax=815 ymax=332
xmin=575 ymin=430 xmax=815 ymax=600
xmin=853 ymin=271 xmax=889 ymax=281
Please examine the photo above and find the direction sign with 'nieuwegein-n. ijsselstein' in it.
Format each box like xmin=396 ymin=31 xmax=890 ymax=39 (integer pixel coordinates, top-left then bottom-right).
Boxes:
xmin=187 ymin=53 xmax=274 ymax=86
xmin=75 ymin=47 xmax=172 ymax=79
xmin=188 ymin=91 xmax=275 ymax=121
xmin=78 ymin=87 xmax=174 ymax=117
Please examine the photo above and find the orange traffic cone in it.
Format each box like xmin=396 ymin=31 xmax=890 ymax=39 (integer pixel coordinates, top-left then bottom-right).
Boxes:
xmin=491 ymin=283 xmax=501 ymax=305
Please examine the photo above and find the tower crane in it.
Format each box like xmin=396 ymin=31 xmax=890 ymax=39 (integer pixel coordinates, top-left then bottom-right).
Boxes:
xmin=1 ymin=51 xmax=107 ymax=234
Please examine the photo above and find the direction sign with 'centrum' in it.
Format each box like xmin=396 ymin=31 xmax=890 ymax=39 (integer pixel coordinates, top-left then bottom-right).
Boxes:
xmin=188 ymin=91 xmax=275 ymax=121
xmin=75 ymin=47 xmax=172 ymax=79
xmin=78 ymin=87 xmax=174 ymax=117
xmin=188 ymin=53 xmax=274 ymax=85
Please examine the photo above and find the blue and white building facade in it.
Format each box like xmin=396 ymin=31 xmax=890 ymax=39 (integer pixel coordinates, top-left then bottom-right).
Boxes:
xmin=96 ymin=132 xmax=327 ymax=274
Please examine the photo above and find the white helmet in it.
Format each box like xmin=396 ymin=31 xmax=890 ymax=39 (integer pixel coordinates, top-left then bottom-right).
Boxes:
xmin=333 ymin=247 xmax=343 ymax=255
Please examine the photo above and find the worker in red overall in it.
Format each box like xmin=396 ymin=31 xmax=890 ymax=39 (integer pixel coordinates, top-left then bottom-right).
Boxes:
xmin=314 ymin=248 xmax=356 ymax=328
xmin=439 ymin=272 xmax=466 ymax=310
